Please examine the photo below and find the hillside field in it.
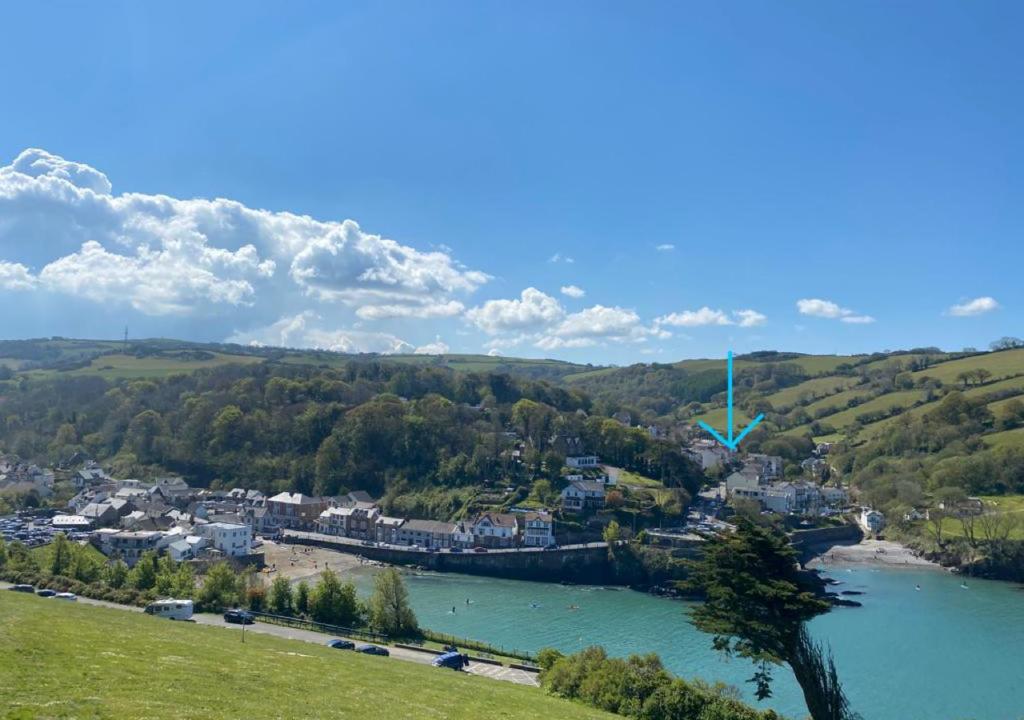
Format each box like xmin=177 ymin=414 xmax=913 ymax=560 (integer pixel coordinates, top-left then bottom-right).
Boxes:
xmin=0 ymin=592 xmax=611 ymax=720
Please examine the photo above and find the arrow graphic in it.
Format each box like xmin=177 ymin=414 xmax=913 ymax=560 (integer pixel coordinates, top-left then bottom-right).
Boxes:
xmin=697 ymin=350 xmax=763 ymax=451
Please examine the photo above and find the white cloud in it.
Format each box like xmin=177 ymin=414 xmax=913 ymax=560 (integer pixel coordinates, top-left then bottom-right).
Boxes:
xmin=465 ymin=287 xmax=565 ymax=334
xmin=796 ymin=298 xmax=874 ymax=324
xmin=560 ymin=285 xmax=585 ymax=298
xmin=734 ymin=309 xmax=767 ymax=327
xmin=0 ymin=261 xmax=36 ymax=291
xmin=949 ymin=296 xmax=999 ymax=317
xmin=414 ymin=336 xmax=450 ymax=355
xmin=537 ymin=305 xmax=660 ymax=349
xmin=656 ymin=307 xmax=767 ymax=328
xmin=0 ymin=148 xmax=488 ymax=321
xmin=657 ymin=307 xmax=732 ymax=327
xmin=486 ymin=348 xmax=502 ymax=357
xmin=655 ymin=244 xmax=675 ymax=251
xmin=548 ymin=252 xmax=575 ymax=264
xmin=227 ymin=311 xmax=414 ymax=354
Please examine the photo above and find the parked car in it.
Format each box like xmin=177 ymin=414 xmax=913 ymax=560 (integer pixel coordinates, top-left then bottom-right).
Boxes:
xmin=36 ymin=589 xmax=57 ymax=597
xmin=472 ymin=546 xmax=488 ymax=553
xmin=54 ymin=592 xmax=78 ymax=601
xmin=223 ymin=609 xmax=255 ymax=625
xmin=8 ymin=584 xmax=35 ymax=593
xmin=431 ymin=650 xmax=469 ymax=670
xmin=326 ymin=638 xmax=355 ymax=650
xmin=355 ymin=644 xmax=389 ymax=656
xmin=544 ymin=543 xmax=558 ymax=550
xmin=448 ymin=546 xmax=463 ymax=553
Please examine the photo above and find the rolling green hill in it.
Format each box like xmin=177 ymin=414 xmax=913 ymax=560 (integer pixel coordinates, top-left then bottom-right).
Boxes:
xmin=0 ymin=592 xmax=612 ymax=720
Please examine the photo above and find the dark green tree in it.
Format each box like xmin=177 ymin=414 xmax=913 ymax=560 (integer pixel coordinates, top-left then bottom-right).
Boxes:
xmin=683 ymin=518 xmax=856 ymax=720
xmin=309 ymin=569 xmax=361 ymax=626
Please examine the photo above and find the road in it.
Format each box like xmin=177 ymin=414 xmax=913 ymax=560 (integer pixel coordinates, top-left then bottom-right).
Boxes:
xmin=2 ymin=582 xmax=539 ymax=686
xmin=283 ymin=530 xmax=607 ymax=554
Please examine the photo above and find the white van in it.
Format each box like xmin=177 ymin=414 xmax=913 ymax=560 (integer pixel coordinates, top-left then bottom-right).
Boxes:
xmin=144 ymin=599 xmax=194 ymax=621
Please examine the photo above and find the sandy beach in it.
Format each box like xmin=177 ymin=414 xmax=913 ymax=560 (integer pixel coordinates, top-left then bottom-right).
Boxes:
xmin=258 ymin=539 xmax=375 ymax=584
xmin=806 ymin=539 xmax=940 ymax=570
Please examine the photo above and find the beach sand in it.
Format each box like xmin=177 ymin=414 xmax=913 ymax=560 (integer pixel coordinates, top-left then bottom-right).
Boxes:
xmin=807 ymin=538 xmax=939 ymax=570
xmin=259 ymin=539 xmax=369 ymax=584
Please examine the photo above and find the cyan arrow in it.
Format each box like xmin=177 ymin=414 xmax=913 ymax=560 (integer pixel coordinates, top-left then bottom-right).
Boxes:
xmin=697 ymin=350 xmax=764 ymax=451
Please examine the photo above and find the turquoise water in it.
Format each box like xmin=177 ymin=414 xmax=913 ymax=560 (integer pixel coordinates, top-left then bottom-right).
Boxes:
xmin=353 ymin=565 xmax=1024 ymax=720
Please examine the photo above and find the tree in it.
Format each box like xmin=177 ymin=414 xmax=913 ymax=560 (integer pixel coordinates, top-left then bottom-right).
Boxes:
xmin=269 ymin=575 xmax=295 ymax=615
xmin=105 ymin=560 xmax=129 ymax=589
xmin=990 ymin=336 xmax=1024 ymax=351
xmin=310 ymin=569 xmax=361 ymax=627
xmin=295 ymin=580 xmax=310 ymax=615
xmin=128 ymin=551 xmax=159 ymax=590
xmin=369 ymin=567 xmax=418 ymax=636
xmin=198 ymin=562 xmax=241 ymax=611
xmin=683 ymin=518 xmax=856 ymax=720
xmin=603 ymin=520 xmax=622 ymax=544
xmin=49 ymin=532 xmax=73 ymax=576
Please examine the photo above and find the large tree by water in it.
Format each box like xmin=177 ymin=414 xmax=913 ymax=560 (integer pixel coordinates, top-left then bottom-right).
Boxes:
xmin=683 ymin=518 xmax=858 ymax=720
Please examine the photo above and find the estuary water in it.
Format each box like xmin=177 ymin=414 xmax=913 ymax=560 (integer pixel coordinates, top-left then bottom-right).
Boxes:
xmin=353 ymin=564 xmax=1024 ymax=720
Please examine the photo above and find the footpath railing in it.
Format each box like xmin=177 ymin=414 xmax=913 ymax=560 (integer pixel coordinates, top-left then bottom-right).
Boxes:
xmin=419 ymin=629 xmax=535 ymax=663
xmin=247 ymin=611 xmax=388 ymax=642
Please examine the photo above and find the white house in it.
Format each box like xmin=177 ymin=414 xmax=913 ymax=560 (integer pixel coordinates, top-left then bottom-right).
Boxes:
xmin=470 ymin=513 xmax=519 ymax=548
xmin=522 ymin=512 xmax=555 ymax=547
xmin=859 ymin=508 xmax=886 ymax=534
xmin=198 ymin=522 xmax=253 ymax=557
xmin=167 ymin=540 xmax=193 ymax=562
xmin=561 ymin=480 xmax=606 ymax=512
xmin=566 ymin=455 xmax=600 ymax=469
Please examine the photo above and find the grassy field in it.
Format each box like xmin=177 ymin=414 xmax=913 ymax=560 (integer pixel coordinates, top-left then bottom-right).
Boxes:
xmin=689 ymin=405 xmax=753 ymax=432
xmin=983 ymin=427 xmax=1024 ymax=450
xmin=760 ymin=375 xmax=858 ymax=411
xmin=23 ymin=352 xmax=265 ymax=380
xmin=0 ymin=592 xmax=612 ymax=720
xmin=909 ymin=348 xmax=1024 ymax=384
xmin=927 ymin=495 xmax=1024 ymax=541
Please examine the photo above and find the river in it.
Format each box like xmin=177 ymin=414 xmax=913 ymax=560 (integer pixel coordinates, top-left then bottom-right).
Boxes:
xmin=351 ymin=563 xmax=1024 ymax=720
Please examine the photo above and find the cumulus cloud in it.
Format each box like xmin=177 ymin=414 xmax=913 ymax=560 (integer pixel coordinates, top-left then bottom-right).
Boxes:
xmin=949 ymin=296 xmax=999 ymax=317
xmin=548 ymin=252 xmax=574 ymax=264
xmin=467 ymin=288 xmax=667 ymax=352
xmin=414 ymin=336 xmax=450 ymax=355
xmin=796 ymin=298 xmax=874 ymax=324
xmin=0 ymin=261 xmax=36 ymax=291
xmin=734 ymin=309 xmax=767 ymax=327
xmin=0 ymin=148 xmax=488 ymax=321
xmin=656 ymin=307 xmax=767 ymax=328
xmin=655 ymin=244 xmax=675 ymax=251
xmin=657 ymin=307 xmax=732 ymax=327
xmin=227 ymin=311 xmax=414 ymax=354
xmin=465 ymin=287 xmax=565 ymax=335
xmin=537 ymin=305 xmax=664 ymax=349
xmin=560 ymin=285 xmax=585 ymax=298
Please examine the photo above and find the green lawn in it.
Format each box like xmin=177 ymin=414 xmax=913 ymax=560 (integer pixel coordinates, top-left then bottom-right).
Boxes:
xmin=612 ymin=468 xmax=664 ymax=489
xmin=0 ymin=592 xmax=612 ymax=720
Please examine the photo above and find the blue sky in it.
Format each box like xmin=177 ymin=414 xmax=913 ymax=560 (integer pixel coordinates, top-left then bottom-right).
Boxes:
xmin=0 ymin=1 xmax=1020 ymax=364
